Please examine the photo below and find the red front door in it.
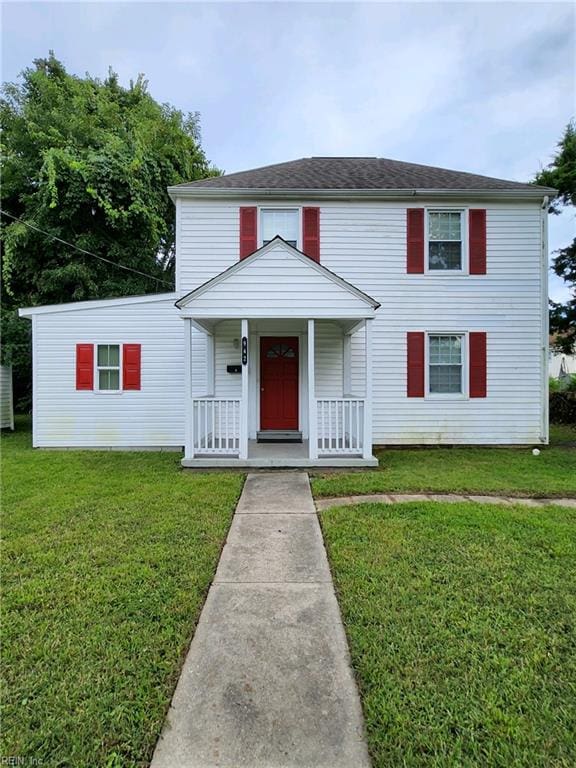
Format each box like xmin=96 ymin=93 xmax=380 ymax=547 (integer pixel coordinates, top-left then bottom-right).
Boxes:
xmin=260 ymin=337 xmax=299 ymax=430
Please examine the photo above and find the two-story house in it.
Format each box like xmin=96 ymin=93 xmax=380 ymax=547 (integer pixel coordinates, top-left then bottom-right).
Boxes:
xmin=20 ymin=157 xmax=556 ymax=466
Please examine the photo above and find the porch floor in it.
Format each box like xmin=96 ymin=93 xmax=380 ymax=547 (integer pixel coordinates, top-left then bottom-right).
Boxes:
xmin=181 ymin=440 xmax=378 ymax=468
xmin=250 ymin=439 xmax=309 ymax=460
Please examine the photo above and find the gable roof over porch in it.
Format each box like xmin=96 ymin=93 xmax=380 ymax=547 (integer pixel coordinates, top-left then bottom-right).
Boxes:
xmin=175 ymin=237 xmax=380 ymax=319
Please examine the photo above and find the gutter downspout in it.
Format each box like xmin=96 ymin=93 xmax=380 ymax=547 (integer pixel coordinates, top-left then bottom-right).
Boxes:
xmin=541 ymin=195 xmax=550 ymax=444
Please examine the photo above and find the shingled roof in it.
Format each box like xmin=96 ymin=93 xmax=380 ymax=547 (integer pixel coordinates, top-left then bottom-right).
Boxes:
xmin=170 ymin=156 xmax=554 ymax=193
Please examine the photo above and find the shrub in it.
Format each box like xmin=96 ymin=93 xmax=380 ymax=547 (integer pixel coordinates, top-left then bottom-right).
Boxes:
xmin=549 ymin=377 xmax=562 ymax=393
xmin=549 ymin=391 xmax=576 ymax=424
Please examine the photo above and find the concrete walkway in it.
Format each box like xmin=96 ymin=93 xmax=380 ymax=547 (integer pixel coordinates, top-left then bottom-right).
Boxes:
xmin=151 ymin=473 xmax=371 ymax=768
xmin=315 ymin=492 xmax=576 ymax=510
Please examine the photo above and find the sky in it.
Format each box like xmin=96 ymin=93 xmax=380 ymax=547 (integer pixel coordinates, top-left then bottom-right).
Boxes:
xmin=1 ymin=0 xmax=575 ymax=301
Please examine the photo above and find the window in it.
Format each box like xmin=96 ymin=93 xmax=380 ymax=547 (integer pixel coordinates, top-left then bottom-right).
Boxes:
xmin=429 ymin=335 xmax=463 ymax=394
xmin=97 ymin=344 xmax=120 ymax=391
xmin=265 ymin=342 xmax=297 ymax=358
xmin=428 ymin=211 xmax=463 ymax=271
xmin=261 ymin=209 xmax=299 ymax=247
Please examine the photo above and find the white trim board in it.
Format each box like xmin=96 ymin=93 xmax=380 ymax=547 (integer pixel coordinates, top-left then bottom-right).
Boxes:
xmin=169 ymin=188 xmax=555 ymax=202
xmin=19 ymin=292 xmax=177 ymax=317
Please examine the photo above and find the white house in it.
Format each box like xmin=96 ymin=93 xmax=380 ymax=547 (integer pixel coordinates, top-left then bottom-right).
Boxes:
xmin=0 ymin=364 xmax=14 ymax=431
xmin=549 ymin=350 xmax=576 ymax=381
xmin=20 ymin=157 xmax=556 ymax=466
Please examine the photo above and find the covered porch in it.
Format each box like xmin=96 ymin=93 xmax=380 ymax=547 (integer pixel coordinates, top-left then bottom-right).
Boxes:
xmin=176 ymin=238 xmax=379 ymax=468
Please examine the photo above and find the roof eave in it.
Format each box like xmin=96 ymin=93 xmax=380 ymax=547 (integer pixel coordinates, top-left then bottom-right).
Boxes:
xmin=19 ymin=292 xmax=177 ymax=317
xmin=168 ymin=186 xmax=557 ymax=202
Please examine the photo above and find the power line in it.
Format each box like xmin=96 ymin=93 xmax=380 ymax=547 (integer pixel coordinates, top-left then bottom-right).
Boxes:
xmin=0 ymin=209 xmax=174 ymax=288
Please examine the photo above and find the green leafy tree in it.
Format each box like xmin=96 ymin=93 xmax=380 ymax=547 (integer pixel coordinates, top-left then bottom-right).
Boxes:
xmin=1 ymin=52 xmax=219 ymax=409
xmin=535 ymin=121 xmax=576 ymax=354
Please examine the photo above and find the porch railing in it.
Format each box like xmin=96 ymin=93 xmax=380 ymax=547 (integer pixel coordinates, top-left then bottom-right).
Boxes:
xmin=317 ymin=398 xmax=364 ymax=455
xmin=193 ymin=398 xmax=240 ymax=454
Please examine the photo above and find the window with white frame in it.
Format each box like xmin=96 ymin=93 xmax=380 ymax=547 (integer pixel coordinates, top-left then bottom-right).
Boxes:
xmin=261 ymin=208 xmax=299 ymax=247
xmin=428 ymin=211 xmax=463 ymax=271
xmin=428 ymin=335 xmax=463 ymax=394
xmin=97 ymin=344 xmax=121 ymax=391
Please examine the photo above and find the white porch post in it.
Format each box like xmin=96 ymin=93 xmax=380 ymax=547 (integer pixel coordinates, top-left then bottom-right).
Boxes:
xmin=308 ymin=319 xmax=318 ymax=459
xmin=363 ymin=318 xmax=373 ymax=459
xmin=240 ymin=318 xmax=249 ymax=459
xmin=184 ymin=318 xmax=194 ymax=460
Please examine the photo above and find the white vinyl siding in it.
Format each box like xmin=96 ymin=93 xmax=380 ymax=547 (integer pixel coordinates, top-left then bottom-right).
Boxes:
xmin=327 ymin=203 xmax=544 ymax=444
xmin=213 ymin=320 xmax=242 ymax=400
xmin=0 ymin=365 xmax=14 ymax=430
xmin=181 ymin=242 xmax=372 ymax=318
xmin=32 ymin=297 xmax=185 ymax=448
xmin=178 ymin=204 xmax=243 ymax=290
xmin=29 ymin=197 xmax=546 ymax=449
xmin=315 ymin=322 xmax=344 ymax=398
xmin=176 ymin=198 xmax=547 ymax=445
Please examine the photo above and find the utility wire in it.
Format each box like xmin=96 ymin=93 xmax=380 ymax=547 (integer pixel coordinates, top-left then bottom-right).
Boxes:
xmin=0 ymin=209 xmax=174 ymax=288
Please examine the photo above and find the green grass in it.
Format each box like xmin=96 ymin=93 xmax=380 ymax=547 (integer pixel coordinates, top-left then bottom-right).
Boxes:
xmin=312 ymin=424 xmax=576 ymax=499
xmin=550 ymin=423 xmax=576 ymax=445
xmin=321 ymin=501 xmax=576 ymax=768
xmin=1 ymin=418 xmax=244 ymax=767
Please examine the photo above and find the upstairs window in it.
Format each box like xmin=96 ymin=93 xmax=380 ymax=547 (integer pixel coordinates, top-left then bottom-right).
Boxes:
xmin=97 ymin=344 xmax=121 ymax=391
xmin=261 ymin=209 xmax=299 ymax=248
xmin=428 ymin=334 xmax=463 ymax=394
xmin=428 ymin=211 xmax=463 ymax=271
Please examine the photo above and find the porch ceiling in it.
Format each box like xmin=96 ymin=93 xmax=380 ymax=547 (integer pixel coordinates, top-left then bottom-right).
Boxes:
xmin=189 ymin=317 xmax=367 ymax=335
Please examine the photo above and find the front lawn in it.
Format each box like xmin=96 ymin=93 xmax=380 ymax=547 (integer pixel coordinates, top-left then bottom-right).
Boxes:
xmin=312 ymin=424 xmax=576 ymax=498
xmin=321 ymin=501 xmax=576 ymax=768
xmin=1 ymin=419 xmax=243 ymax=767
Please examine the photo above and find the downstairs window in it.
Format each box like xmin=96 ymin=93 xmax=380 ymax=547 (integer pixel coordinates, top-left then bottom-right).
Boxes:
xmin=96 ymin=344 xmax=121 ymax=391
xmin=428 ymin=335 xmax=463 ymax=394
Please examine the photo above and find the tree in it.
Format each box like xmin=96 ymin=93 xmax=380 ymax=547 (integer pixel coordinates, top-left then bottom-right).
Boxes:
xmin=1 ymin=52 xmax=219 ymax=409
xmin=535 ymin=121 xmax=576 ymax=354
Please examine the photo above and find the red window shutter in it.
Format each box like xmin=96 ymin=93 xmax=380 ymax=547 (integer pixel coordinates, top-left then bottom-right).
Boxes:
xmin=123 ymin=344 xmax=141 ymax=390
xmin=302 ymin=207 xmax=320 ymax=261
xmin=407 ymin=332 xmax=425 ymax=397
xmin=407 ymin=208 xmax=425 ymax=273
xmin=469 ymin=209 xmax=487 ymax=275
xmin=239 ymin=207 xmax=257 ymax=259
xmin=469 ymin=332 xmax=487 ymax=397
xmin=76 ymin=344 xmax=94 ymax=390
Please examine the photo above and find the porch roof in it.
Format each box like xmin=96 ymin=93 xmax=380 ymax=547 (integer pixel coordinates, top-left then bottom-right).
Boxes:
xmin=175 ymin=237 xmax=380 ymax=320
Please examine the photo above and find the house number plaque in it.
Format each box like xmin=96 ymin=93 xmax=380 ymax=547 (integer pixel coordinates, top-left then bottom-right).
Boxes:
xmin=242 ymin=337 xmax=248 ymax=365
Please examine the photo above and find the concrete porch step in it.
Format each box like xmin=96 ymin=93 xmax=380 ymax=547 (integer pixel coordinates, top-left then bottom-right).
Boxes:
xmin=256 ymin=430 xmax=302 ymax=443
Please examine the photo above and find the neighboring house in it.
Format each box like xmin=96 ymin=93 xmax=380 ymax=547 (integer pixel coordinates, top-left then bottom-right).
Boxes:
xmin=0 ymin=364 xmax=14 ymax=430
xmin=20 ymin=157 xmax=556 ymax=466
xmin=549 ymin=338 xmax=576 ymax=381
xmin=550 ymin=353 xmax=576 ymax=381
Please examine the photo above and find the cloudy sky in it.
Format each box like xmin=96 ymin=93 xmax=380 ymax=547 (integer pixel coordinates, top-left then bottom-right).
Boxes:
xmin=2 ymin=0 xmax=575 ymax=300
